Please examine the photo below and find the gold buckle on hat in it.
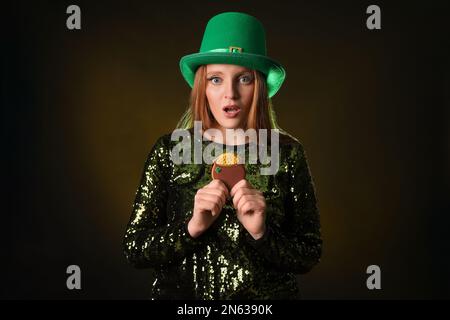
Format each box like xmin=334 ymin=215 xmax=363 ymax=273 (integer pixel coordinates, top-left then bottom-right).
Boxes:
xmin=229 ymin=46 xmax=242 ymax=53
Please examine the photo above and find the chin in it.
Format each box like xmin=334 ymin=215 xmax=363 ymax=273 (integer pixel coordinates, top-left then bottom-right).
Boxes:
xmin=219 ymin=120 xmax=242 ymax=130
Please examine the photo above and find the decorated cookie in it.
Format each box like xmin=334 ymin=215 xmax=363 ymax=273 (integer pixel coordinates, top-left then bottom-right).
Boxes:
xmin=211 ymin=152 xmax=246 ymax=190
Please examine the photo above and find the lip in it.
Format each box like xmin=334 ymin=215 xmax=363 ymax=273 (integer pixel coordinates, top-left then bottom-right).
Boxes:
xmin=222 ymin=104 xmax=241 ymax=119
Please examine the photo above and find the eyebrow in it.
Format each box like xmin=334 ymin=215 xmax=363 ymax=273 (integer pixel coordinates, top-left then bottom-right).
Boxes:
xmin=206 ymin=70 xmax=252 ymax=76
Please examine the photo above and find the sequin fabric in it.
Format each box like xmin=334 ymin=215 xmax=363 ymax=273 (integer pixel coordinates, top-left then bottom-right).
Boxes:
xmin=123 ymin=130 xmax=322 ymax=300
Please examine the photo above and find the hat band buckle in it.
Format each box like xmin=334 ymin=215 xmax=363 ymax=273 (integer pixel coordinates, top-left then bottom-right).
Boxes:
xmin=207 ymin=47 xmax=244 ymax=54
xmin=229 ymin=46 xmax=242 ymax=53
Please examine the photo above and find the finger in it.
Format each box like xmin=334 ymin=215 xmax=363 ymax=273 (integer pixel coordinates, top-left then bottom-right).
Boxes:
xmin=198 ymin=198 xmax=220 ymax=217
xmin=232 ymin=189 xmax=245 ymax=208
xmin=230 ymin=179 xmax=248 ymax=197
xmin=209 ymin=180 xmax=230 ymax=202
xmin=233 ymin=189 xmax=260 ymax=208
xmin=196 ymin=193 xmax=224 ymax=209
xmin=197 ymin=188 xmax=226 ymax=207
xmin=208 ymin=178 xmax=227 ymax=190
xmin=207 ymin=179 xmax=230 ymax=197
xmin=237 ymin=197 xmax=265 ymax=215
xmin=208 ymin=201 xmax=221 ymax=217
xmin=206 ymin=182 xmax=229 ymax=201
xmin=239 ymin=200 xmax=261 ymax=216
xmin=236 ymin=194 xmax=251 ymax=213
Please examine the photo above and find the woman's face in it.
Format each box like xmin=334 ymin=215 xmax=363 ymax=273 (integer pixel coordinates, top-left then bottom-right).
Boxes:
xmin=205 ymin=64 xmax=254 ymax=131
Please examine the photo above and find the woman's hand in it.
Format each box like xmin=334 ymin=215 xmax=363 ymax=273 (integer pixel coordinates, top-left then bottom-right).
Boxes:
xmin=230 ymin=179 xmax=267 ymax=240
xmin=188 ymin=179 xmax=229 ymax=238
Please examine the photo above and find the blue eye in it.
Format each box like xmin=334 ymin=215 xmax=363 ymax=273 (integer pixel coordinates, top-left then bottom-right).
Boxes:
xmin=240 ymin=76 xmax=252 ymax=84
xmin=208 ymin=77 xmax=222 ymax=84
xmin=207 ymin=75 xmax=252 ymax=85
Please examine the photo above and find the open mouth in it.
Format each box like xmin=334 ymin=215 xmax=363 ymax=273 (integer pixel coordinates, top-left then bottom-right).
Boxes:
xmin=223 ymin=105 xmax=241 ymax=115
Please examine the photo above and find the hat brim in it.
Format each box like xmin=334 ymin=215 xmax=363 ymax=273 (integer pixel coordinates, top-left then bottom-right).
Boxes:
xmin=179 ymin=52 xmax=286 ymax=98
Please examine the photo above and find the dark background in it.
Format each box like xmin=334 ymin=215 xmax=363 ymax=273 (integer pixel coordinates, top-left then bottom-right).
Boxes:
xmin=3 ymin=0 xmax=449 ymax=299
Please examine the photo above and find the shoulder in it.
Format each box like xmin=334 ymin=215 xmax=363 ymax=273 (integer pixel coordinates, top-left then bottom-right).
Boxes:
xmin=144 ymin=132 xmax=175 ymax=160
xmin=147 ymin=130 xmax=196 ymax=160
xmin=278 ymin=131 xmax=306 ymax=153
xmin=151 ymin=131 xmax=181 ymax=148
xmin=276 ymin=131 xmax=313 ymax=173
xmin=155 ymin=128 xmax=197 ymax=144
xmin=278 ymin=131 xmax=299 ymax=146
xmin=155 ymin=132 xmax=174 ymax=144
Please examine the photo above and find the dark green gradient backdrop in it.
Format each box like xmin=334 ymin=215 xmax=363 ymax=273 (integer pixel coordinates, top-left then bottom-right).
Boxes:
xmin=3 ymin=0 xmax=449 ymax=299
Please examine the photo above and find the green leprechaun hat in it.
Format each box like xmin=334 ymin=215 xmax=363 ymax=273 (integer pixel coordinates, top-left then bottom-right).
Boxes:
xmin=179 ymin=12 xmax=286 ymax=98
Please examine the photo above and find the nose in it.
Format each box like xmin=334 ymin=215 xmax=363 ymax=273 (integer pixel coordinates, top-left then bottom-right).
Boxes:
xmin=224 ymin=79 xmax=238 ymax=99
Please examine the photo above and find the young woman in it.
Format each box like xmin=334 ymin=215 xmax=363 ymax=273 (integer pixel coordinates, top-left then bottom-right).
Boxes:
xmin=123 ymin=12 xmax=322 ymax=300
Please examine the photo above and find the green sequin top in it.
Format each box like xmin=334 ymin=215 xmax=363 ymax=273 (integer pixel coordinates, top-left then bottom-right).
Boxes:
xmin=123 ymin=129 xmax=322 ymax=300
